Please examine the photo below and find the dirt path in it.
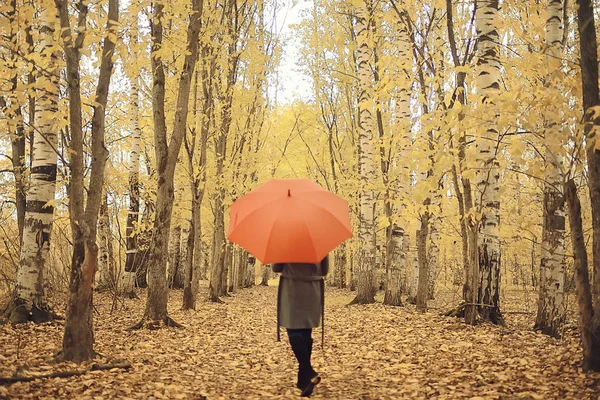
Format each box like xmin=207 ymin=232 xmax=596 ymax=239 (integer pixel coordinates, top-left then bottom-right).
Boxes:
xmin=1 ymin=285 xmax=599 ymax=399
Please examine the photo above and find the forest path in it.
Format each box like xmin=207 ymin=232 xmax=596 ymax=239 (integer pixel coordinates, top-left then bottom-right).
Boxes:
xmin=1 ymin=285 xmax=598 ymax=399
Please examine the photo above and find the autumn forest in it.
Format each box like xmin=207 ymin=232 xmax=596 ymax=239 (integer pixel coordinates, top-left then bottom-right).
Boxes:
xmin=1 ymin=0 xmax=600 ymax=398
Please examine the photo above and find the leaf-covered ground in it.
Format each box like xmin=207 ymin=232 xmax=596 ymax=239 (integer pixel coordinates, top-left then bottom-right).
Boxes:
xmin=1 ymin=284 xmax=599 ymax=399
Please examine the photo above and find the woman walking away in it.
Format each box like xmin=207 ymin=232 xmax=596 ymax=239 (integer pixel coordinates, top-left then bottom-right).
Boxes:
xmin=273 ymin=256 xmax=328 ymax=397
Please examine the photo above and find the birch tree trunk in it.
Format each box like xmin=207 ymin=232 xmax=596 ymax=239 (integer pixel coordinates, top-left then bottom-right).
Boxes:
xmin=428 ymin=212 xmax=441 ymax=300
xmin=445 ymin=0 xmax=478 ymax=324
xmin=9 ymin=1 xmax=59 ymax=324
xmin=123 ymin=22 xmax=142 ymax=295
xmin=535 ymin=0 xmax=566 ymax=338
xmin=350 ymin=0 xmax=376 ymax=305
xmin=140 ymin=0 xmax=203 ymax=325
xmin=96 ymin=195 xmax=111 ymax=290
xmin=382 ymin=10 xmax=411 ymax=306
xmin=475 ymin=0 xmax=503 ymax=325
xmin=57 ymin=0 xmax=119 ymax=362
xmin=383 ymin=225 xmax=403 ymax=306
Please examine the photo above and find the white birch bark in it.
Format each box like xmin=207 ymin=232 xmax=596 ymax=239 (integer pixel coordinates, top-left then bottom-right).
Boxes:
xmin=352 ymin=0 xmax=376 ymax=304
xmin=535 ymin=0 xmax=565 ymax=337
xmin=123 ymin=60 xmax=142 ymax=294
xmin=475 ymin=0 xmax=503 ymax=324
xmin=12 ymin=2 xmax=60 ymax=323
xmin=428 ymin=199 xmax=442 ymax=299
xmin=96 ymin=195 xmax=111 ymax=289
xmin=384 ymin=226 xmax=403 ymax=305
xmin=384 ymin=13 xmax=412 ymax=305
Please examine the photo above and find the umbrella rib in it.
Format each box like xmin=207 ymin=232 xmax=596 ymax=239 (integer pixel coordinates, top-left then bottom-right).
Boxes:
xmin=230 ymin=195 xmax=281 ymax=235
xmin=296 ymin=195 xmax=352 ymax=237
xmin=297 ymin=206 xmax=319 ymax=262
xmin=262 ymin=201 xmax=287 ymax=262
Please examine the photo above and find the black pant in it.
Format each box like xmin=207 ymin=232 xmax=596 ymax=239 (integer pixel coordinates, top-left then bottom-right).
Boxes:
xmin=287 ymin=328 xmax=312 ymax=341
xmin=287 ymin=328 xmax=315 ymax=386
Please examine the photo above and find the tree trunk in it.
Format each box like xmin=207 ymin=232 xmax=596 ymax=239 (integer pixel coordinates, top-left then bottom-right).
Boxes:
xmin=58 ymin=0 xmax=118 ymax=362
xmin=221 ymin=244 xmax=232 ymax=296
xmin=236 ymin=248 xmax=246 ymax=291
xmin=168 ymin=224 xmax=182 ymax=289
xmin=134 ymin=201 xmax=153 ymax=289
xmin=334 ymin=244 xmax=347 ymax=289
xmin=5 ymin=0 xmax=27 ymax=245
xmin=96 ymin=195 xmax=111 ymax=290
xmin=428 ymin=214 xmax=440 ymax=300
xmin=447 ymin=0 xmax=476 ymax=322
xmin=183 ymin=65 xmax=209 ymax=310
xmin=416 ymin=218 xmax=429 ymax=312
xmin=228 ymin=246 xmax=236 ymax=293
xmin=260 ymin=263 xmax=270 ymax=286
xmin=245 ymin=256 xmax=256 ymax=288
xmin=142 ymin=0 xmax=203 ymax=324
xmin=209 ymin=0 xmax=239 ymax=302
xmin=123 ymin=35 xmax=142 ymax=295
xmin=183 ymin=208 xmax=199 ymax=310
xmin=177 ymin=222 xmax=190 ymax=289
xmin=565 ymin=179 xmax=600 ymax=371
xmin=8 ymin=2 xmax=59 ymax=325
xmin=534 ymin=0 xmax=566 ymax=339
xmin=576 ymin=0 xmax=600 ymax=335
xmin=408 ymin=233 xmax=419 ymax=303
xmin=383 ymin=225 xmax=403 ymax=306
xmin=400 ymin=231 xmax=410 ymax=294
xmin=475 ymin=0 xmax=503 ymax=325
xmin=350 ymin=0 xmax=376 ymax=305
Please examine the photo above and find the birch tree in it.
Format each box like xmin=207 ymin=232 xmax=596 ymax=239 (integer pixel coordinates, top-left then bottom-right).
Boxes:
xmin=350 ymin=0 xmax=377 ymax=305
xmin=474 ymin=0 xmax=503 ymax=325
xmin=7 ymin=1 xmax=60 ymax=324
xmin=123 ymin=12 xmax=143 ymax=297
xmin=534 ymin=0 xmax=566 ymax=338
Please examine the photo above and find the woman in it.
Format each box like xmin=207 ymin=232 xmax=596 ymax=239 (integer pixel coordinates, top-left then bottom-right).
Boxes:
xmin=273 ymin=256 xmax=328 ymax=397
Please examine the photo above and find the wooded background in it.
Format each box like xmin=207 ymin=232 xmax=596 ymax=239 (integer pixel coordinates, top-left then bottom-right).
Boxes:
xmin=1 ymin=0 xmax=600 ymax=371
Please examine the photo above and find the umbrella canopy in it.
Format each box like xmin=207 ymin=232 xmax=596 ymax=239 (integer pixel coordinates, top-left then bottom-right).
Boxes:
xmin=227 ymin=178 xmax=352 ymax=264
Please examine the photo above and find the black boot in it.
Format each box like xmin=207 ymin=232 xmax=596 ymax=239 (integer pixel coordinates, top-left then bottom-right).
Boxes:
xmin=289 ymin=334 xmax=310 ymax=389
xmin=301 ymin=337 xmax=320 ymax=397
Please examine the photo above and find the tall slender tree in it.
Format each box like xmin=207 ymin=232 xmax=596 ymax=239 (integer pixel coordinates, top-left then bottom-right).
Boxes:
xmin=7 ymin=0 xmax=60 ymax=324
xmin=123 ymin=12 xmax=142 ymax=296
xmin=474 ymin=0 xmax=503 ymax=325
xmin=56 ymin=0 xmax=119 ymax=361
xmin=535 ymin=0 xmax=566 ymax=338
xmin=573 ymin=0 xmax=600 ymax=371
xmin=350 ymin=0 xmax=377 ymax=305
xmin=137 ymin=0 xmax=203 ymax=326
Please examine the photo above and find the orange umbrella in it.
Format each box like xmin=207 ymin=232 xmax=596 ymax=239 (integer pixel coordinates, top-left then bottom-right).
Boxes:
xmin=227 ymin=178 xmax=352 ymax=264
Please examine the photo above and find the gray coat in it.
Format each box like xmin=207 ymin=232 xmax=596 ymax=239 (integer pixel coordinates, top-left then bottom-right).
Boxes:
xmin=273 ymin=257 xmax=329 ymax=330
